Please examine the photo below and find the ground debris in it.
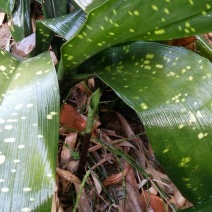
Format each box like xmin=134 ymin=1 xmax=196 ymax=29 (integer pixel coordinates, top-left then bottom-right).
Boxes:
xmin=57 ymin=82 xmax=192 ymax=212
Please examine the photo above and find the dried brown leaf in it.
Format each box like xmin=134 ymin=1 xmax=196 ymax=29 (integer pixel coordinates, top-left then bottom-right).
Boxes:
xmin=91 ymin=153 xmax=114 ymax=171
xmin=56 ymin=167 xmax=81 ymax=184
xmin=0 ymin=23 xmax=10 ymax=48
xmin=66 ymin=160 xmax=79 ymax=173
xmin=51 ymin=189 xmax=58 ymax=212
xmin=116 ymin=112 xmax=143 ymax=150
xmin=103 ymin=165 xmax=130 ymax=187
xmin=168 ymin=36 xmax=196 ymax=50
xmin=145 ymin=160 xmax=166 ymax=191
xmin=74 ymin=183 xmax=91 ymax=212
xmin=76 ymin=82 xmax=92 ymax=96
xmin=117 ymin=140 xmax=136 ymax=149
xmin=60 ymin=104 xmax=86 ymax=131
xmin=140 ymin=190 xmax=169 ymax=212
xmin=11 ymin=33 xmax=35 ymax=57
xmin=203 ymin=33 xmax=212 ymax=46
xmin=50 ymin=50 xmax=58 ymax=65
xmin=88 ymin=144 xmax=102 ymax=152
xmin=125 ymin=164 xmax=143 ymax=211
xmin=61 ymin=132 xmax=78 ymax=164
xmin=125 ymin=183 xmax=143 ymax=212
xmin=173 ymin=189 xmax=187 ymax=208
xmin=91 ymin=172 xmax=102 ymax=194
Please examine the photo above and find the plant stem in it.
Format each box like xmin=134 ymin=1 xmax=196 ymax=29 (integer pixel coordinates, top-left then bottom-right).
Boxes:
xmin=76 ymin=133 xmax=91 ymax=180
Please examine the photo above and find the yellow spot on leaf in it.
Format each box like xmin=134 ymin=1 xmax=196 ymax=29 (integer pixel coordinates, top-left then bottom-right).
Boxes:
xmin=155 ymin=64 xmax=163 ymax=68
xmin=164 ymin=8 xmax=170 ymax=14
xmin=145 ymin=54 xmax=154 ymax=59
xmin=143 ymin=60 xmax=150 ymax=64
xmin=134 ymin=10 xmax=140 ymax=16
xmin=185 ymin=22 xmax=191 ymax=28
xmin=152 ymin=5 xmax=158 ymax=11
xmin=189 ymin=76 xmax=193 ymax=81
xmin=140 ymin=103 xmax=148 ymax=110
xmin=144 ymin=65 xmax=151 ymax=70
xmin=154 ymin=29 xmax=165 ymax=35
xmin=188 ymin=111 xmax=196 ymax=123
xmin=162 ymin=148 xmax=169 ymax=153
xmin=206 ymin=4 xmax=211 ymax=9
xmin=184 ymin=29 xmax=190 ymax=33
xmin=198 ymin=133 xmax=204 ymax=139
xmin=178 ymin=124 xmax=184 ymax=129
xmin=0 ymin=65 xmax=6 ymax=71
xmin=189 ymin=0 xmax=194 ymax=5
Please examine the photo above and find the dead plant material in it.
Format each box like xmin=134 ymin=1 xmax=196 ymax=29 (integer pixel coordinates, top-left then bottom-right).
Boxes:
xmin=11 ymin=33 xmax=35 ymax=57
xmin=60 ymin=104 xmax=86 ymax=131
xmin=203 ymin=33 xmax=212 ymax=46
xmin=56 ymin=83 xmax=193 ymax=211
xmin=126 ymin=183 xmax=143 ymax=211
xmin=66 ymin=160 xmax=79 ymax=173
xmin=56 ymin=168 xmax=81 ymax=184
xmin=74 ymin=182 xmax=92 ymax=212
xmin=0 ymin=23 xmax=10 ymax=48
xmin=60 ymin=132 xmax=78 ymax=164
xmin=125 ymin=164 xmax=143 ymax=211
xmin=140 ymin=190 xmax=170 ymax=212
xmin=103 ymin=165 xmax=131 ymax=187
xmin=168 ymin=36 xmax=196 ymax=50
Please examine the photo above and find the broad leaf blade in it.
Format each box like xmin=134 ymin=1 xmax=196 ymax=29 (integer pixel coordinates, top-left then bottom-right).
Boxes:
xmin=196 ymin=35 xmax=212 ymax=62
xmin=0 ymin=50 xmax=59 ymax=211
xmin=73 ymin=0 xmax=108 ymax=13
xmin=0 ymin=0 xmax=15 ymax=14
xmin=40 ymin=7 xmax=86 ymax=40
xmin=35 ymin=1 xmax=85 ymax=55
xmin=59 ymin=0 xmax=212 ymax=77
xmin=181 ymin=200 xmax=212 ymax=211
xmin=35 ymin=21 xmax=55 ymax=55
xmin=8 ymin=0 xmax=31 ymax=42
xmin=75 ymin=42 xmax=212 ymax=204
xmin=41 ymin=0 xmax=67 ymax=18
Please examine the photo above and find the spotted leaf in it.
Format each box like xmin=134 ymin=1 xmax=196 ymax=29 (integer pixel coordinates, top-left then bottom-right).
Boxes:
xmin=74 ymin=41 xmax=212 ymax=205
xmin=58 ymin=0 xmax=212 ymax=78
xmin=0 ymin=50 xmax=59 ymax=211
xmin=39 ymin=5 xmax=86 ymax=41
xmin=74 ymin=0 xmax=108 ymax=13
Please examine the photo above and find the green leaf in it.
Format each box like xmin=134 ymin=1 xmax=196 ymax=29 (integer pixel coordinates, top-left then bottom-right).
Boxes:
xmin=8 ymin=0 xmax=31 ymax=42
xmin=59 ymin=0 xmax=212 ymax=78
xmin=34 ymin=0 xmax=68 ymax=55
xmin=40 ymin=6 xmax=86 ymax=40
xmin=41 ymin=0 xmax=67 ymax=18
xmin=71 ymin=151 xmax=80 ymax=160
xmin=74 ymin=0 xmax=108 ymax=13
xmin=181 ymin=200 xmax=212 ymax=211
xmin=0 ymin=50 xmax=59 ymax=211
xmin=195 ymin=35 xmax=212 ymax=62
xmin=35 ymin=3 xmax=86 ymax=55
xmin=85 ymin=88 xmax=100 ymax=133
xmin=74 ymin=41 xmax=212 ymax=204
xmin=35 ymin=21 xmax=55 ymax=55
xmin=0 ymin=0 xmax=15 ymax=14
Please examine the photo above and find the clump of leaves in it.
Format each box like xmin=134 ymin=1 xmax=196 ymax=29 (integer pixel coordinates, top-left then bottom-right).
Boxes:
xmin=0 ymin=0 xmax=212 ymax=211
